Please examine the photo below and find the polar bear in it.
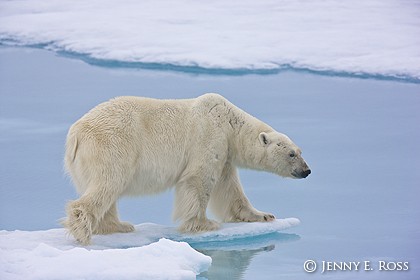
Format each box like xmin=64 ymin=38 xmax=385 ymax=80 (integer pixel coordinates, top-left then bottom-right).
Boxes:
xmin=63 ymin=93 xmax=310 ymax=245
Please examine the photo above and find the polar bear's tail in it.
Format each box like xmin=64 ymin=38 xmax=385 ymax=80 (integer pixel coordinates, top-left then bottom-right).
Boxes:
xmin=64 ymin=128 xmax=79 ymax=174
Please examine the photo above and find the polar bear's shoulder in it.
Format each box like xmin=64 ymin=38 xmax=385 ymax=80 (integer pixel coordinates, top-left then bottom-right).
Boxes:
xmin=198 ymin=93 xmax=227 ymax=102
xmin=194 ymin=93 xmax=231 ymax=111
xmin=197 ymin=93 xmax=227 ymax=104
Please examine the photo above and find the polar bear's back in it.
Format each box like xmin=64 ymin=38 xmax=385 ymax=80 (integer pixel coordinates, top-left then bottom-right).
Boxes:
xmin=69 ymin=95 xmax=197 ymax=141
xmin=64 ymin=94 xmax=226 ymax=195
xmin=74 ymin=93 xmax=228 ymax=129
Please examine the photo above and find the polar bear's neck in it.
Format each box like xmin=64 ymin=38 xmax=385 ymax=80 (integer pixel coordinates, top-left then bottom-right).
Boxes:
xmin=220 ymin=103 xmax=273 ymax=170
xmin=230 ymin=114 xmax=273 ymax=170
xmin=201 ymin=93 xmax=273 ymax=170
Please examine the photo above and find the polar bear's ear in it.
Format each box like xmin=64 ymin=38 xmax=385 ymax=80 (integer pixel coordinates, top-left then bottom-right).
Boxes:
xmin=259 ymin=132 xmax=271 ymax=146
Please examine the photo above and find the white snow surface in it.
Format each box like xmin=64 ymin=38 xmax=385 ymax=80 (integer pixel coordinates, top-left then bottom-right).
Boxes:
xmin=0 ymin=218 xmax=299 ymax=280
xmin=0 ymin=0 xmax=419 ymax=80
xmin=0 ymin=239 xmax=210 ymax=280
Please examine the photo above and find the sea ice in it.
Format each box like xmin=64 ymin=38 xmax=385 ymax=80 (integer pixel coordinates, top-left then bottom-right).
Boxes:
xmin=0 ymin=219 xmax=299 ymax=279
xmin=0 ymin=0 xmax=418 ymax=80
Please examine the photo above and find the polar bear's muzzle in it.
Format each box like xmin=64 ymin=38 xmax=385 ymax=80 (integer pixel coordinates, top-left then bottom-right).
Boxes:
xmin=292 ymin=168 xmax=311 ymax=179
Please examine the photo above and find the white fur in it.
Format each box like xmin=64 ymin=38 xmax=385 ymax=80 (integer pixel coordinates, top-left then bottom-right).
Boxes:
xmin=63 ymin=93 xmax=310 ymax=244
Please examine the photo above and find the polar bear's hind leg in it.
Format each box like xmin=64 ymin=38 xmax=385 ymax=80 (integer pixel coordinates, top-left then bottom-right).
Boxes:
xmin=94 ymin=203 xmax=135 ymax=234
xmin=63 ymin=184 xmax=122 ymax=245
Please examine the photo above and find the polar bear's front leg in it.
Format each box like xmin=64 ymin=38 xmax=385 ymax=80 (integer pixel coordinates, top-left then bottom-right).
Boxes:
xmin=173 ymin=176 xmax=220 ymax=233
xmin=209 ymin=164 xmax=276 ymax=223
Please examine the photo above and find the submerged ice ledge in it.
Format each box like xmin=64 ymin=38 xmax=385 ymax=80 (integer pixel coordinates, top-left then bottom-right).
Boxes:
xmin=0 ymin=218 xmax=300 ymax=251
xmin=56 ymin=54 xmax=420 ymax=83
xmin=1 ymin=41 xmax=419 ymax=84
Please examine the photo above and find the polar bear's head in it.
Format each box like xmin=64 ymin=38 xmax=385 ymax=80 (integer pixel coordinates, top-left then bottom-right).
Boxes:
xmin=258 ymin=132 xmax=311 ymax=179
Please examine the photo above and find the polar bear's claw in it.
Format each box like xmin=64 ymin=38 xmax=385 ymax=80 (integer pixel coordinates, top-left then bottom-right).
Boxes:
xmin=263 ymin=213 xmax=276 ymax=222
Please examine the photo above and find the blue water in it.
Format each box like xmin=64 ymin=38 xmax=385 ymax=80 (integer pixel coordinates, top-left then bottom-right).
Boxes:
xmin=1 ymin=47 xmax=419 ymax=279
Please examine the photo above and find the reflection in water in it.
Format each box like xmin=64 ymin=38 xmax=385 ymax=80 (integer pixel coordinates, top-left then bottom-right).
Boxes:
xmin=197 ymin=245 xmax=274 ymax=280
xmin=195 ymin=232 xmax=300 ymax=280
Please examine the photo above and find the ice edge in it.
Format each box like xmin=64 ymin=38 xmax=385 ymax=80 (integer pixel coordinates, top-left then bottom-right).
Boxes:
xmin=1 ymin=42 xmax=419 ymax=84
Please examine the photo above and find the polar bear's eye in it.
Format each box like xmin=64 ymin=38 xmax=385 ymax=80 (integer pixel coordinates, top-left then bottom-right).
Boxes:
xmin=289 ymin=152 xmax=295 ymax=158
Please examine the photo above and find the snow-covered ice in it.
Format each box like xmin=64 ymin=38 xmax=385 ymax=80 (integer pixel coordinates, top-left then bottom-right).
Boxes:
xmin=0 ymin=219 xmax=299 ymax=280
xmin=0 ymin=0 xmax=419 ymax=81
xmin=1 ymin=239 xmax=210 ymax=280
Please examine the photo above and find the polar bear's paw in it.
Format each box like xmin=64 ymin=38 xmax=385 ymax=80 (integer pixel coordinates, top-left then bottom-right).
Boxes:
xmin=255 ymin=211 xmax=276 ymax=222
xmin=179 ymin=218 xmax=220 ymax=233
xmin=94 ymin=221 xmax=135 ymax=235
xmin=117 ymin=222 xmax=136 ymax=233
xmin=234 ymin=209 xmax=276 ymax=223
xmin=63 ymin=202 xmax=94 ymax=245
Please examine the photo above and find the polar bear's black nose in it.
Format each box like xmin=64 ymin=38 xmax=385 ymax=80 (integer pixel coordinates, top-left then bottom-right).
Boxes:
xmin=292 ymin=169 xmax=311 ymax=179
xmin=302 ymin=169 xmax=311 ymax=178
